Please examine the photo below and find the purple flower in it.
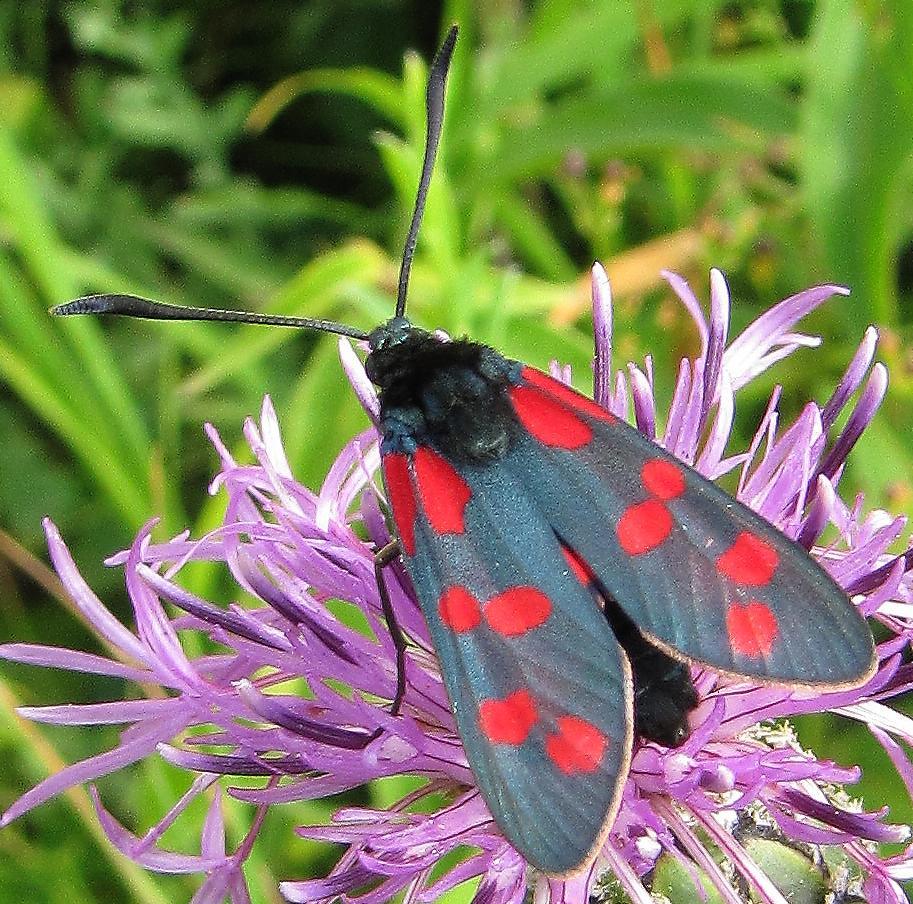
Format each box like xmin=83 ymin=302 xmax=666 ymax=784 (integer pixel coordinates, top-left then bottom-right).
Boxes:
xmin=4 ymin=267 xmax=913 ymax=903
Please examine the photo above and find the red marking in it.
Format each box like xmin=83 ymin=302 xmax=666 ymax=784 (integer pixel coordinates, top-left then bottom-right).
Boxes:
xmin=726 ymin=601 xmax=779 ymax=658
xmin=521 ymin=367 xmax=615 ymax=423
xmin=641 ymin=458 xmax=685 ymax=500
xmin=484 ymin=587 xmax=552 ymax=637
xmin=438 ymin=586 xmax=481 ymax=633
xmin=382 ymin=453 xmax=416 ymax=556
xmin=479 ymin=689 xmax=538 ymax=745
xmin=561 ymin=545 xmax=594 ymax=586
xmin=414 ymin=447 xmax=472 ymax=536
xmin=545 ymin=716 xmax=607 ymax=774
xmin=616 ymin=499 xmax=673 ymax=555
xmin=510 ymin=385 xmax=592 ymax=449
xmin=717 ymin=532 xmax=779 ymax=586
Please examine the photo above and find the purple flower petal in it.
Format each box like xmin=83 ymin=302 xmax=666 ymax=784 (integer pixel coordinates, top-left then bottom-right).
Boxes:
xmin=138 ymin=564 xmax=293 ymax=652
xmin=821 ymin=326 xmax=879 ymax=430
xmin=628 ymin=363 xmax=655 ymax=438
xmin=18 ymin=698 xmax=182 ymax=725
xmin=816 ymin=362 xmax=888 ymax=484
xmin=91 ymin=785 xmax=228 ymax=873
xmin=662 ymin=269 xmax=709 ymax=353
xmin=43 ymin=519 xmax=153 ymax=665
xmin=723 ymin=284 xmax=848 ymax=389
xmin=0 ymin=643 xmax=157 ymax=683
xmin=591 ymin=262 xmax=613 ymax=409
xmin=700 ymin=267 xmax=730 ymax=429
xmin=340 ymin=336 xmax=380 ymax=423
xmin=2 ymin=712 xmax=188 ymax=825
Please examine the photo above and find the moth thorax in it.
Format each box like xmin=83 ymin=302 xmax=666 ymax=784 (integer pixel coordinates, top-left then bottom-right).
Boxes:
xmin=371 ymin=335 xmax=520 ymax=463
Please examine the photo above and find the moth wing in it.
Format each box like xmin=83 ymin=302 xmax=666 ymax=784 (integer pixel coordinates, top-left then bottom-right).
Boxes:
xmin=381 ymin=446 xmax=633 ymax=876
xmin=504 ymin=367 xmax=875 ymax=688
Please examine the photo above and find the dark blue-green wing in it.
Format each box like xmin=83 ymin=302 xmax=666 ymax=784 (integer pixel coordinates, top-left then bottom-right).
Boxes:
xmin=381 ymin=445 xmax=632 ymax=876
xmin=502 ymin=366 xmax=875 ymax=688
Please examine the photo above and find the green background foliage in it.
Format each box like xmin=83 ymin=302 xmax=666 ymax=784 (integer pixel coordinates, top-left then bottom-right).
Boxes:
xmin=1 ymin=1 xmax=912 ymax=901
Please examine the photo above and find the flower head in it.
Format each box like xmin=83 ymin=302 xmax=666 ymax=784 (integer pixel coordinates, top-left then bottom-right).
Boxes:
xmin=3 ymin=267 xmax=913 ymax=903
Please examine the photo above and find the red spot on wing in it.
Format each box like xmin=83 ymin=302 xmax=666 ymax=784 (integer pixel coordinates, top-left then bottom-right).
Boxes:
xmin=382 ymin=453 xmax=416 ymax=556
xmin=479 ymin=689 xmax=538 ymax=745
xmin=414 ymin=447 xmax=472 ymax=536
xmin=509 ymin=385 xmax=593 ymax=449
xmin=561 ymin=545 xmax=594 ymax=586
xmin=439 ymin=586 xmax=481 ymax=633
xmin=641 ymin=458 xmax=685 ymax=500
xmin=726 ymin=601 xmax=779 ymax=658
xmin=521 ymin=367 xmax=615 ymax=423
xmin=545 ymin=716 xmax=607 ymax=774
xmin=617 ymin=499 xmax=673 ymax=555
xmin=717 ymin=532 xmax=779 ymax=586
xmin=484 ymin=587 xmax=552 ymax=636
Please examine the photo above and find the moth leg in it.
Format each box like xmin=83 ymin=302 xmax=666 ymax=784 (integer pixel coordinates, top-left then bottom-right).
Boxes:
xmin=374 ymin=541 xmax=408 ymax=717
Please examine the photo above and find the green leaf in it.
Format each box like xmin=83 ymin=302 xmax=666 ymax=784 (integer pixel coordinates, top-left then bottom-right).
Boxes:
xmin=0 ymin=124 xmax=151 ymax=480
xmin=803 ymin=0 xmax=913 ymax=330
xmin=483 ymin=4 xmax=653 ymax=113
xmin=492 ymin=72 xmax=797 ymax=180
xmin=246 ymin=68 xmax=404 ymax=134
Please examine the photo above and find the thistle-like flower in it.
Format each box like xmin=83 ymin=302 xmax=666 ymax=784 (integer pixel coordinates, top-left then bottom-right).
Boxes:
xmin=3 ymin=267 xmax=912 ymax=903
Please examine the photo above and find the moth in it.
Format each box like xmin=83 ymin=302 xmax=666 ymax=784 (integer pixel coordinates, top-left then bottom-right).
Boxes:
xmin=54 ymin=25 xmax=875 ymax=876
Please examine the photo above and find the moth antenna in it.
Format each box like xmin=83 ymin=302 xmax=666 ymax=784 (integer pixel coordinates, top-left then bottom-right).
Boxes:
xmin=395 ymin=24 xmax=458 ymax=318
xmin=51 ymin=295 xmax=369 ymax=341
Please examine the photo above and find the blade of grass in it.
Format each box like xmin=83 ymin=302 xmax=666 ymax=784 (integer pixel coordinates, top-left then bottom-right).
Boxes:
xmin=802 ymin=0 xmax=913 ymax=330
xmin=0 ymin=336 xmax=148 ymax=524
xmin=493 ymin=71 xmax=798 ymax=181
xmin=0 ymin=681 xmax=173 ymax=904
xmin=179 ymin=241 xmax=388 ymax=398
xmin=0 ymin=254 xmax=132 ymax=436
xmin=0 ymin=125 xmax=151 ymax=474
xmin=485 ymin=0 xmax=695 ymax=114
xmin=490 ymin=190 xmax=577 ymax=280
xmin=376 ymin=135 xmax=460 ymax=282
xmin=246 ymin=68 xmax=404 ymax=134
